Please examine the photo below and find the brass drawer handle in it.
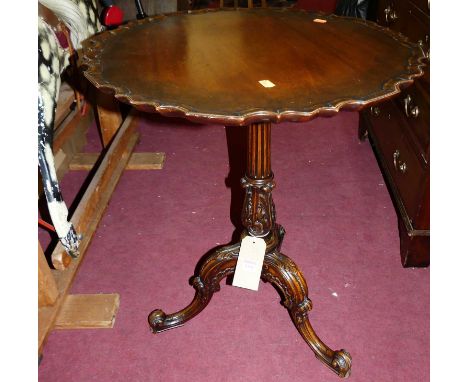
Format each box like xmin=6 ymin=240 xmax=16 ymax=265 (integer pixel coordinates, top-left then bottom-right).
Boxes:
xmin=370 ymin=106 xmax=380 ymax=117
xmin=393 ymin=150 xmax=407 ymax=174
xmin=384 ymin=5 xmax=398 ymax=24
xmin=399 ymin=162 xmax=407 ymax=173
xmin=403 ymin=94 xmax=419 ymax=118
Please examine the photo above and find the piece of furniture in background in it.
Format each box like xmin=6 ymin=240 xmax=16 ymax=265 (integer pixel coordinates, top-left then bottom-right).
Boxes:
xmin=335 ymin=0 xmax=370 ymax=18
xmin=38 ymin=0 xmax=127 ymax=356
xmin=293 ymin=0 xmax=374 ymax=18
xmin=293 ymin=0 xmax=337 ymax=12
xmin=38 ymin=0 xmax=166 ymax=356
xmin=359 ymin=0 xmax=429 ymax=267
xmin=219 ymin=0 xmax=265 ymax=9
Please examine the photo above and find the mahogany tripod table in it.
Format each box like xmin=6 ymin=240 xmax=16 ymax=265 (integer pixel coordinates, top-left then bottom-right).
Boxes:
xmin=82 ymin=8 xmax=425 ymax=378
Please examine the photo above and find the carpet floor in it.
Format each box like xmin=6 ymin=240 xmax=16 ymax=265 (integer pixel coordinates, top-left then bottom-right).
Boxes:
xmin=39 ymin=111 xmax=429 ymax=381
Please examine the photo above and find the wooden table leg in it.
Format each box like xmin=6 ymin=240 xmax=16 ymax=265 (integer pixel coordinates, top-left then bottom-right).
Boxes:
xmin=89 ymin=93 xmax=166 ymax=170
xmin=95 ymin=92 xmax=123 ymax=148
xmin=38 ymin=242 xmax=59 ymax=307
xmin=148 ymin=121 xmax=351 ymax=378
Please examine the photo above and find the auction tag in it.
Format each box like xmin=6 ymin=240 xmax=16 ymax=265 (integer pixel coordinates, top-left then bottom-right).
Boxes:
xmin=258 ymin=80 xmax=276 ymax=88
xmin=232 ymin=236 xmax=266 ymax=291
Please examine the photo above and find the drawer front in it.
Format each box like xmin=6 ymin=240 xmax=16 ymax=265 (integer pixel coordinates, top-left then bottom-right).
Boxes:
xmin=377 ymin=1 xmax=429 ymax=55
xmin=375 ymin=0 xmax=430 ymax=160
xmin=410 ymin=0 xmax=430 ymax=15
xmin=395 ymin=83 xmax=430 ymax=162
xmin=366 ymin=101 xmax=401 ymax=162
xmin=366 ymin=101 xmax=427 ymax=220
xmin=376 ymin=0 xmax=394 ymax=27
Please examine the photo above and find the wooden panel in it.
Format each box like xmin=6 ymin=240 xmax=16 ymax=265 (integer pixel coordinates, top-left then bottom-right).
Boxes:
xmin=38 ymin=242 xmax=59 ymax=308
xmin=69 ymin=152 xmax=166 ymax=171
xmin=55 ymin=294 xmax=120 ymax=329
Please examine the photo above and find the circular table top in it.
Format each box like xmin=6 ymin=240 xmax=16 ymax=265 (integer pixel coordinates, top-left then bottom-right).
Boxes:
xmin=82 ymin=8 xmax=425 ymax=125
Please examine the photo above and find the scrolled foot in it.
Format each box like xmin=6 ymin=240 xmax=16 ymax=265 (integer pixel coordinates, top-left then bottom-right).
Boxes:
xmin=331 ymin=349 xmax=352 ymax=378
xmin=148 ymin=309 xmax=167 ymax=333
xmin=148 ymin=243 xmax=240 ymax=334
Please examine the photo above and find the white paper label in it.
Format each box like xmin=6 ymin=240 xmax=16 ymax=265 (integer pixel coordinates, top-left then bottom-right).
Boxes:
xmin=258 ymin=80 xmax=276 ymax=88
xmin=313 ymin=18 xmax=327 ymax=24
xmin=232 ymin=236 xmax=266 ymax=291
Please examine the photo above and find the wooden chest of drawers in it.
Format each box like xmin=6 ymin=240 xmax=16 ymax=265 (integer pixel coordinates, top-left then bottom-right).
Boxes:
xmin=359 ymin=0 xmax=430 ymax=267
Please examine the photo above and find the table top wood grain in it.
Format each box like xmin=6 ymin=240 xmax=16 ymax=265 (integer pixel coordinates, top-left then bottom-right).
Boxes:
xmin=82 ymin=8 xmax=425 ymax=125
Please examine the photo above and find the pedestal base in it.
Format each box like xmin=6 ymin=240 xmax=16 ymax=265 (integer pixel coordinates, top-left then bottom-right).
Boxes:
xmin=149 ymin=121 xmax=351 ymax=378
xmin=149 ymin=226 xmax=351 ymax=378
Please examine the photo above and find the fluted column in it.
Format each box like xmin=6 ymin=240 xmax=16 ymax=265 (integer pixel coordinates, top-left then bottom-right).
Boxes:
xmin=241 ymin=122 xmax=276 ymax=237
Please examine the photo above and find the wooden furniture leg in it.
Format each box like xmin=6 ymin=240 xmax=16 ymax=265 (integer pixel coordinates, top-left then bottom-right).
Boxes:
xmin=79 ymin=93 xmax=166 ymax=170
xmin=39 ymin=242 xmax=59 ymax=307
xmin=148 ymin=122 xmax=352 ymax=378
xmin=96 ymin=92 xmax=123 ymax=147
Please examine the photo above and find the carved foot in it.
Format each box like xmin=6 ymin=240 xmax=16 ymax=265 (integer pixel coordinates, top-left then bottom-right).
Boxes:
xmin=148 ymin=243 xmax=240 ymax=333
xmin=148 ymin=309 xmax=168 ymax=332
xmin=330 ymin=350 xmax=352 ymax=378
xmin=262 ymin=251 xmax=352 ymax=378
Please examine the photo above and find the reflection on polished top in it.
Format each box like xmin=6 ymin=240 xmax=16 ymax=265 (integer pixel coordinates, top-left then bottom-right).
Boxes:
xmin=82 ymin=8 xmax=425 ymax=125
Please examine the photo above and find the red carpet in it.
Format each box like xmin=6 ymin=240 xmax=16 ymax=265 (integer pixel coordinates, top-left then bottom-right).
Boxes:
xmin=39 ymin=111 xmax=429 ymax=381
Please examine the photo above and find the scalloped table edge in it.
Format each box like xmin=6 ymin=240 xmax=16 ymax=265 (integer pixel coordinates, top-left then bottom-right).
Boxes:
xmin=80 ymin=7 xmax=427 ymax=126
